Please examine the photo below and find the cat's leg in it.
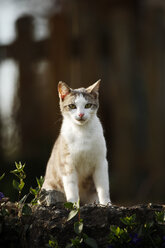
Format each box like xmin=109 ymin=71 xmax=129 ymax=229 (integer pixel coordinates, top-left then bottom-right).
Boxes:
xmin=62 ymin=172 xmax=79 ymax=203
xmin=93 ymin=159 xmax=111 ymax=205
xmin=42 ymin=180 xmax=55 ymax=190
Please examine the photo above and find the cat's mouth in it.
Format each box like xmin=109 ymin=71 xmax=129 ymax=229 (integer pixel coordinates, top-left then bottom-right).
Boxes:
xmin=75 ymin=117 xmax=87 ymax=124
xmin=77 ymin=118 xmax=85 ymax=122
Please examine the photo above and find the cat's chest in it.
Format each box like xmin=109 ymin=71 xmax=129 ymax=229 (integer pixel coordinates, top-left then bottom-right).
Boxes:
xmin=68 ymin=132 xmax=99 ymax=174
xmin=68 ymin=132 xmax=95 ymax=155
xmin=63 ymin=126 xmax=105 ymax=164
xmin=61 ymin=117 xmax=106 ymax=166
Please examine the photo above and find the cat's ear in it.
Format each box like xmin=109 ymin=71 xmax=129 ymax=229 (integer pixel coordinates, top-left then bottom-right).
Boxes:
xmin=58 ymin=81 xmax=71 ymax=101
xmin=86 ymin=79 xmax=101 ymax=94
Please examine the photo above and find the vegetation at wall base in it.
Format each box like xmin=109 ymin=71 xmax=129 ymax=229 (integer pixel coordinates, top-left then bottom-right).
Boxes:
xmin=0 ymin=162 xmax=165 ymax=247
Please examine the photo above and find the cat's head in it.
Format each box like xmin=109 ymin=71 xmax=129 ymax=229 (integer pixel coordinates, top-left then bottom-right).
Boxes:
xmin=58 ymin=80 xmax=100 ymax=125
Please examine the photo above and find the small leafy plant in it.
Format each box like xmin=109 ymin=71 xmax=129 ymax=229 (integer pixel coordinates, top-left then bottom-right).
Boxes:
xmin=64 ymin=201 xmax=98 ymax=248
xmin=108 ymin=212 xmax=165 ymax=248
xmin=9 ymin=162 xmax=45 ymax=216
xmin=10 ymin=162 xmax=33 ymax=217
xmin=30 ymin=176 xmax=44 ymax=205
xmin=155 ymin=211 xmax=165 ymax=224
xmin=120 ymin=214 xmax=137 ymax=227
xmin=65 ymin=201 xmax=81 ymax=222
xmin=47 ymin=236 xmax=59 ymax=248
xmin=10 ymin=162 xmax=26 ymax=201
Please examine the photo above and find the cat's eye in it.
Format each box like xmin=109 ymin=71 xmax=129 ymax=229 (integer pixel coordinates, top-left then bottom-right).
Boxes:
xmin=85 ymin=103 xmax=92 ymax=109
xmin=69 ymin=104 xmax=77 ymax=109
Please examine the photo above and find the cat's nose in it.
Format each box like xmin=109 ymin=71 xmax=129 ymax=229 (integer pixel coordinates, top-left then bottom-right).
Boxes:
xmin=79 ymin=113 xmax=84 ymax=118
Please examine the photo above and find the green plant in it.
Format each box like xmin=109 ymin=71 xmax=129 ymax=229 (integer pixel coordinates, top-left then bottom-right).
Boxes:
xmin=9 ymin=162 xmax=44 ymax=216
xmin=108 ymin=225 xmax=131 ymax=246
xmin=10 ymin=162 xmax=26 ymax=201
xmin=120 ymin=214 xmax=137 ymax=227
xmin=65 ymin=201 xmax=81 ymax=222
xmin=155 ymin=211 xmax=165 ymax=224
xmin=108 ymin=214 xmax=142 ymax=248
xmin=30 ymin=176 xmax=44 ymax=205
xmin=64 ymin=201 xmax=98 ymax=248
xmin=10 ymin=162 xmax=34 ymax=217
xmin=0 ymin=173 xmax=5 ymax=181
xmin=108 ymin=212 xmax=165 ymax=248
xmin=47 ymin=236 xmax=59 ymax=248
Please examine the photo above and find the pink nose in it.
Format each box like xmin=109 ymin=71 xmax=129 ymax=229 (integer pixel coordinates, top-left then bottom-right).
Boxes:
xmin=79 ymin=113 xmax=84 ymax=118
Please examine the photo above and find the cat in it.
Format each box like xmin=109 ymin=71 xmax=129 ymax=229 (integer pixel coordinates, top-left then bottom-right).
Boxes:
xmin=42 ymin=80 xmax=111 ymax=205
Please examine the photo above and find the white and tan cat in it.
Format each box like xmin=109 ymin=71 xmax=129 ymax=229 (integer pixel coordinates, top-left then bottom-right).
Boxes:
xmin=42 ymin=80 xmax=111 ymax=205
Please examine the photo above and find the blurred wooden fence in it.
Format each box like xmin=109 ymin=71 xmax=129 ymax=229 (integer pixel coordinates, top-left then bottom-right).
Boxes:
xmin=0 ymin=0 xmax=165 ymax=204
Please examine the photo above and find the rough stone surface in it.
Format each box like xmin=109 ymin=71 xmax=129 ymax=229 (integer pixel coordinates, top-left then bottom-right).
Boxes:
xmin=39 ymin=189 xmax=66 ymax=206
xmin=0 ymin=199 xmax=164 ymax=248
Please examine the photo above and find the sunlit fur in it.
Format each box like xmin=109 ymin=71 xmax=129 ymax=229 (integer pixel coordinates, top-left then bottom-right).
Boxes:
xmin=42 ymin=80 xmax=111 ymax=205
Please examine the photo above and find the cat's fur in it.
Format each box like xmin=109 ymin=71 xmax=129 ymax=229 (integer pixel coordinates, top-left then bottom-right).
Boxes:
xmin=42 ymin=80 xmax=111 ymax=205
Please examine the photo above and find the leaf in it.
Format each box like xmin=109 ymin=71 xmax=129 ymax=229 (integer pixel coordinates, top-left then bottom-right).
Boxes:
xmin=0 ymin=173 xmax=5 ymax=181
xmin=48 ymin=239 xmax=58 ymax=248
xmin=15 ymin=161 xmax=25 ymax=171
xmin=36 ymin=176 xmax=44 ymax=188
xmin=48 ymin=236 xmax=59 ymax=248
xmin=13 ymin=179 xmax=20 ymax=191
xmin=30 ymin=198 xmax=38 ymax=205
xmin=15 ymin=161 xmax=20 ymax=169
xmin=19 ymin=194 xmax=29 ymax=204
xmin=30 ymin=187 xmax=37 ymax=196
xmin=110 ymin=225 xmax=118 ymax=234
xmin=10 ymin=162 xmax=26 ymax=179
xmin=144 ymin=222 xmax=154 ymax=230
xmin=115 ymin=227 xmax=121 ymax=237
xmin=155 ymin=211 xmax=165 ymax=223
xmin=84 ymin=237 xmax=98 ymax=248
xmin=10 ymin=169 xmax=19 ymax=177
xmin=74 ymin=221 xmax=83 ymax=235
xmin=19 ymin=180 xmax=25 ymax=191
xmin=67 ymin=209 xmax=78 ymax=221
xmin=73 ymin=199 xmax=80 ymax=210
xmin=120 ymin=214 xmax=137 ymax=226
xmin=64 ymin=202 xmax=74 ymax=210
xmin=71 ymin=236 xmax=83 ymax=245
xmin=22 ymin=204 xmax=32 ymax=216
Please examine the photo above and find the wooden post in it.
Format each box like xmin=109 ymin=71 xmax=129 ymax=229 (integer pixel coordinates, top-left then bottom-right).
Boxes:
xmin=0 ymin=15 xmax=50 ymax=158
xmin=108 ymin=6 xmax=136 ymax=202
xmin=49 ymin=13 xmax=71 ymax=84
xmin=137 ymin=7 xmax=165 ymax=202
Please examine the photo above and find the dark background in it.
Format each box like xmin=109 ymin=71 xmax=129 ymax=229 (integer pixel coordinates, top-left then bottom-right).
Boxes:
xmin=0 ymin=0 xmax=165 ymax=205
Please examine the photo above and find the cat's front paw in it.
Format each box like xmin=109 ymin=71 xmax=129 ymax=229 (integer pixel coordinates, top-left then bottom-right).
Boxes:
xmin=106 ymin=201 xmax=112 ymax=207
xmin=67 ymin=197 xmax=79 ymax=204
xmin=100 ymin=198 xmax=111 ymax=206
